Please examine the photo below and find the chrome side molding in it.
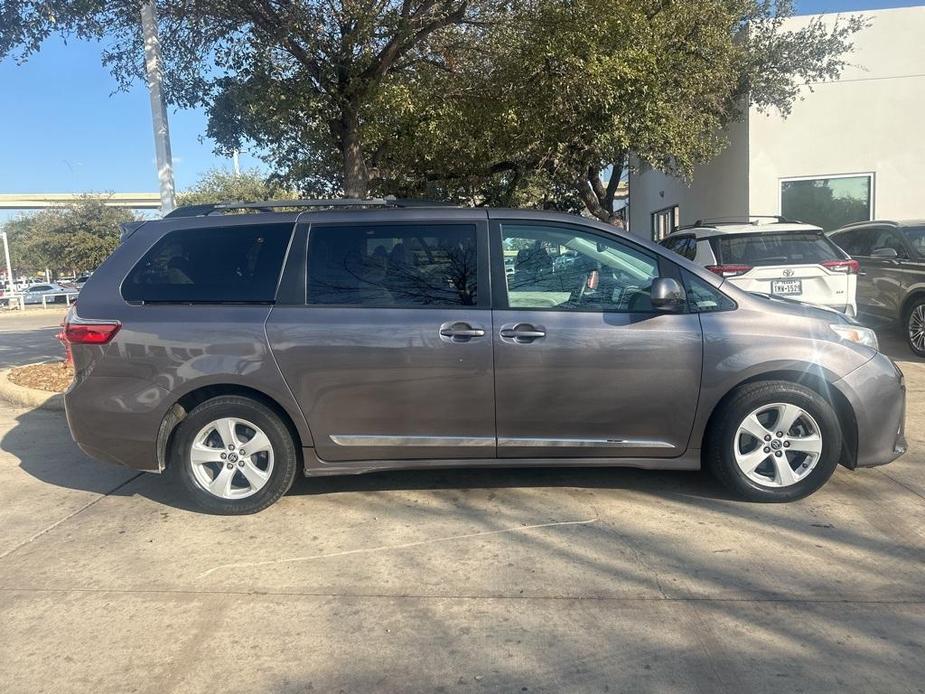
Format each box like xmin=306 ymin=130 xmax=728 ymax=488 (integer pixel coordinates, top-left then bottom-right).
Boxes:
xmin=330 ymin=434 xmax=674 ymax=450
xmin=330 ymin=435 xmax=495 ymax=447
xmin=498 ymin=437 xmax=675 ymax=449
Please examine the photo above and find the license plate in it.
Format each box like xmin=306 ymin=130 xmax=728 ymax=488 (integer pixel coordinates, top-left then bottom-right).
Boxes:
xmin=771 ymin=279 xmax=802 ymax=295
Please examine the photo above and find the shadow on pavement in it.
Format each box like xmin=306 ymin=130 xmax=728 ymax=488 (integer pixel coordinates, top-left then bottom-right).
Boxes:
xmin=1 ymin=404 xmax=735 ymax=510
xmin=3 ymin=393 xmax=924 ymax=693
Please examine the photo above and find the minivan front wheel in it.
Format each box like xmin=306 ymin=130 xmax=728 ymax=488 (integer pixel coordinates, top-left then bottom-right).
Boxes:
xmin=707 ymin=382 xmax=842 ymax=502
xmin=167 ymin=395 xmax=298 ymax=514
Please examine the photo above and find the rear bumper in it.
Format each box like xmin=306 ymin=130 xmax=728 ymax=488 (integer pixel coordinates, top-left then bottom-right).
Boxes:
xmin=834 ymin=353 xmax=906 ymax=468
xmin=65 ymin=374 xmax=168 ymax=472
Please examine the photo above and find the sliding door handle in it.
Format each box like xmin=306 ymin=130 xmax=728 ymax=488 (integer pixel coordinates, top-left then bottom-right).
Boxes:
xmin=439 ymin=321 xmax=486 ymax=342
xmin=500 ymin=323 xmax=546 ymax=343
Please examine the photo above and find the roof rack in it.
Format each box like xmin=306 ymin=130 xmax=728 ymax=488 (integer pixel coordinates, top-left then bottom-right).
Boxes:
xmin=675 ymin=215 xmax=804 ymax=231
xmin=162 ymin=197 xmax=453 ymax=219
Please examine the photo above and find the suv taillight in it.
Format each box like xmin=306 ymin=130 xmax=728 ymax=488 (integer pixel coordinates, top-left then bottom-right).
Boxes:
xmin=821 ymin=259 xmax=860 ymax=274
xmin=63 ymin=318 xmax=121 ymax=345
xmin=706 ymin=264 xmax=752 ymax=278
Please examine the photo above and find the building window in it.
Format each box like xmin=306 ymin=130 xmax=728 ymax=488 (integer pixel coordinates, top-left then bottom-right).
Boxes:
xmin=780 ymin=174 xmax=873 ymax=231
xmin=651 ymin=205 xmax=680 ymax=241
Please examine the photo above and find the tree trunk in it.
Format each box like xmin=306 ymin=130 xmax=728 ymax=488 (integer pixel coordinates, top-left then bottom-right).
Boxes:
xmin=577 ymin=158 xmax=626 ymax=228
xmin=338 ymin=107 xmax=369 ymax=199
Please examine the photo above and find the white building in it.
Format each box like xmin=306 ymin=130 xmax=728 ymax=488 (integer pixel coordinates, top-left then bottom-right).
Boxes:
xmin=628 ymin=5 xmax=925 ymax=240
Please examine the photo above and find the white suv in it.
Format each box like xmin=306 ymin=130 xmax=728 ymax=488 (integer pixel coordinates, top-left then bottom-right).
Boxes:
xmin=660 ymin=218 xmax=858 ymax=316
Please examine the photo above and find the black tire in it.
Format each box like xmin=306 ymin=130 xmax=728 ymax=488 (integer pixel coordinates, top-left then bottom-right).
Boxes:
xmin=903 ymin=297 xmax=925 ymax=358
xmin=166 ymin=395 xmax=298 ymax=514
xmin=705 ymin=381 xmax=842 ymax=502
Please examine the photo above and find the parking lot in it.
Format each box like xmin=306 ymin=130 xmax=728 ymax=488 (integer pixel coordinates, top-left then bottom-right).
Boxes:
xmin=1 ymin=311 xmax=923 ymax=693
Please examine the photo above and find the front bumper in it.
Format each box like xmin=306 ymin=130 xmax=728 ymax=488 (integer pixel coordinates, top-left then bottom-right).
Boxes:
xmin=834 ymin=352 xmax=906 ymax=468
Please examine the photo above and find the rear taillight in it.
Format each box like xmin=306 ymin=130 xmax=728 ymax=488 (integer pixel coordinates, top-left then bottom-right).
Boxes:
xmin=821 ymin=259 xmax=860 ymax=274
xmin=706 ymin=264 xmax=752 ymax=278
xmin=63 ymin=319 xmax=121 ymax=345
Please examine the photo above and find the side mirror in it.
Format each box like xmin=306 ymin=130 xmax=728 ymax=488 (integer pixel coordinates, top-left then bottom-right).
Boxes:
xmin=871 ymin=247 xmax=899 ymax=259
xmin=650 ymin=277 xmax=686 ymax=311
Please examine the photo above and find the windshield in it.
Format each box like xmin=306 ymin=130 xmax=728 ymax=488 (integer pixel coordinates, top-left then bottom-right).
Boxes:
xmin=715 ymin=232 xmax=844 ymax=266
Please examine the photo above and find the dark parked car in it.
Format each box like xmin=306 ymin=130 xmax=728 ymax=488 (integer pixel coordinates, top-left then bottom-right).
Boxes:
xmin=828 ymin=220 xmax=925 ymax=356
xmin=62 ymin=200 xmax=905 ymax=514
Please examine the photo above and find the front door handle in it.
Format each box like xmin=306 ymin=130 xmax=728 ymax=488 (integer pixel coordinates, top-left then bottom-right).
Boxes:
xmin=439 ymin=321 xmax=486 ymax=342
xmin=500 ymin=323 xmax=546 ymax=343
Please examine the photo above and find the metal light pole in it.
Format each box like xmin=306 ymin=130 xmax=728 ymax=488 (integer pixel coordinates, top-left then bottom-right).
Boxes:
xmin=1 ymin=231 xmax=14 ymax=295
xmin=141 ymin=1 xmax=176 ymax=216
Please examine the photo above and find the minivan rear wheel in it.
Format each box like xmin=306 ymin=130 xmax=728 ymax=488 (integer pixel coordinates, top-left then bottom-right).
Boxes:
xmin=903 ymin=298 xmax=925 ymax=357
xmin=706 ymin=381 xmax=842 ymax=502
xmin=167 ymin=395 xmax=298 ymax=514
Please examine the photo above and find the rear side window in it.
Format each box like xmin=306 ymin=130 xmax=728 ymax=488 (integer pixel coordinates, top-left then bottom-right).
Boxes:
xmin=903 ymin=227 xmax=925 ymax=256
xmin=714 ymin=232 xmax=844 ymax=267
xmin=307 ymin=224 xmax=478 ymax=307
xmin=829 ymin=228 xmax=873 ymax=256
xmin=122 ymin=224 xmax=293 ymax=303
xmin=663 ymin=235 xmax=696 ymax=260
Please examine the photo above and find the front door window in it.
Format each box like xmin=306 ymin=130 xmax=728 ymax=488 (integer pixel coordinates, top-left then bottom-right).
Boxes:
xmin=500 ymin=224 xmax=660 ymax=312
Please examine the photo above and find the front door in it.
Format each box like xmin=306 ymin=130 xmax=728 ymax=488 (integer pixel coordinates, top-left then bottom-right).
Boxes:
xmin=858 ymin=227 xmax=914 ymax=322
xmin=490 ymin=219 xmax=703 ymax=459
xmin=267 ymin=217 xmax=496 ymax=462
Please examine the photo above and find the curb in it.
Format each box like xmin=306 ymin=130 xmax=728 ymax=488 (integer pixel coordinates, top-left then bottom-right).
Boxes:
xmin=0 ymin=366 xmax=65 ymax=411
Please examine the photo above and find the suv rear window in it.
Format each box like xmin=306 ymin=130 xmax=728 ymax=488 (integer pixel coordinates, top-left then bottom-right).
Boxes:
xmin=122 ymin=223 xmax=293 ymax=303
xmin=307 ymin=224 xmax=478 ymax=307
xmin=713 ymin=232 xmax=844 ymax=267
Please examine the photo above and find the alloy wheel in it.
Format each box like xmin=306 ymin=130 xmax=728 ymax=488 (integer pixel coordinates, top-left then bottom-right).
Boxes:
xmin=733 ymin=403 xmax=822 ymax=488
xmin=908 ymin=304 xmax=925 ymax=352
xmin=189 ymin=417 xmax=275 ymax=499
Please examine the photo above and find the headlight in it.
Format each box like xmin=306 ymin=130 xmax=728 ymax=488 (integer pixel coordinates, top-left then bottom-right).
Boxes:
xmin=830 ymin=324 xmax=878 ymax=351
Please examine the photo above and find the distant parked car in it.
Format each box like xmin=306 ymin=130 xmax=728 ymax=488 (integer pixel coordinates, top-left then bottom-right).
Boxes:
xmin=660 ymin=218 xmax=858 ymax=316
xmin=22 ymin=283 xmax=75 ymax=305
xmin=828 ymin=219 xmax=925 ymax=356
xmin=75 ymin=274 xmax=92 ymax=289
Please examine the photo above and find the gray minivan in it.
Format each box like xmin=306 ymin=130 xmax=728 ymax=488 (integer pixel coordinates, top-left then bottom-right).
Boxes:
xmin=63 ymin=200 xmax=906 ymax=514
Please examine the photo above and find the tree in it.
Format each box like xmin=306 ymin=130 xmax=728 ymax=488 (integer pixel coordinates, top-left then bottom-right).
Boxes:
xmin=0 ymin=1 xmax=501 ymax=198
xmin=1 ymin=1 xmax=863 ymax=221
xmin=177 ymin=169 xmax=294 ymax=206
xmin=357 ymin=0 xmax=865 ymax=223
xmin=2 ymin=198 xmax=133 ymax=276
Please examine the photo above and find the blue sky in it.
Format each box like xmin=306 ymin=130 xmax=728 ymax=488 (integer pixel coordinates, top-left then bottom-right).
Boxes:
xmin=0 ymin=0 xmax=919 ymax=203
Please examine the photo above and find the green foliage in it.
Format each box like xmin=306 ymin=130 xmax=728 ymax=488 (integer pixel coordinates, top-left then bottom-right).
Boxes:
xmin=0 ymin=1 xmax=865 ymax=222
xmin=2 ymin=198 xmax=134 ymax=275
xmin=1 ymin=1 xmax=498 ymax=198
xmin=177 ymin=169 xmax=294 ymax=206
xmin=365 ymin=0 xmax=865 ymax=220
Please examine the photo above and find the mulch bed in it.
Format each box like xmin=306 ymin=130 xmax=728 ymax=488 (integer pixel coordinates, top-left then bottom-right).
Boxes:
xmin=9 ymin=361 xmax=74 ymax=393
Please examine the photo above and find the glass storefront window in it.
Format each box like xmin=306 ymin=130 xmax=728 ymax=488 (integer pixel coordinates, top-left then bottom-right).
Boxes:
xmin=780 ymin=174 xmax=872 ymax=231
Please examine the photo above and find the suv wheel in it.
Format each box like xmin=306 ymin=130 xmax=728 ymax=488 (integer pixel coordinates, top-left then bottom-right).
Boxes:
xmin=167 ymin=395 xmax=298 ymax=514
xmin=904 ymin=298 xmax=925 ymax=357
xmin=706 ymin=381 xmax=842 ymax=502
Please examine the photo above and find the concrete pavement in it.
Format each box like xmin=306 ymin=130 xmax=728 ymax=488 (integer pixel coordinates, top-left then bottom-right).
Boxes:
xmin=0 ymin=316 xmax=923 ymax=692
xmin=0 ymin=308 xmax=67 ymax=367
